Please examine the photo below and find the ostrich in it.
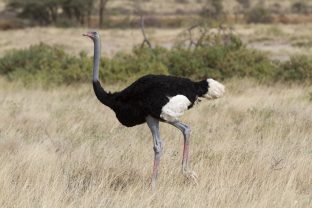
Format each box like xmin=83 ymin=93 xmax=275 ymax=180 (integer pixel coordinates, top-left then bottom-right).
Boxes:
xmin=83 ymin=31 xmax=225 ymax=189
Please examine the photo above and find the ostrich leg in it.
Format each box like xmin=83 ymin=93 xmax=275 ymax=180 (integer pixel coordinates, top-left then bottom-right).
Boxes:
xmin=169 ymin=121 xmax=198 ymax=181
xmin=146 ymin=116 xmax=162 ymax=190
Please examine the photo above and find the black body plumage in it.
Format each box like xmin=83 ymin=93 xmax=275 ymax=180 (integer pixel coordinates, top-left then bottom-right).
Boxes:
xmin=93 ymin=74 xmax=209 ymax=127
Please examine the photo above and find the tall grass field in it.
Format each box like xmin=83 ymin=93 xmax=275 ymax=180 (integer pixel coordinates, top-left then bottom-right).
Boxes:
xmin=1 ymin=78 xmax=312 ymax=207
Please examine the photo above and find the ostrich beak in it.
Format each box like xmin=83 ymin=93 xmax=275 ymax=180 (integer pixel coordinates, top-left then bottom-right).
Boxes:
xmin=83 ymin=32 xmax=93 ymax=38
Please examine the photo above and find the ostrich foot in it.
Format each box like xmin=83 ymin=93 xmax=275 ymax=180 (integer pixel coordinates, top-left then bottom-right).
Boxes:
xmin=183 ymin=170 xmax=198 ymax=184
xmin=151 ymin=180 xmax=157 ymax=191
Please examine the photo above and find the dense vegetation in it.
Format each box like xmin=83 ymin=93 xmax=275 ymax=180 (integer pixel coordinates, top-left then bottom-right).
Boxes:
xmin=0 ymin=36 xmax=311 ymax=87
xmin=6 ymin=0 xmax=97 ymax=27
xmin=3 ymin=0 xmax=312 ymax=29
xmin=0 ymin=44 xmax=92 ymax=86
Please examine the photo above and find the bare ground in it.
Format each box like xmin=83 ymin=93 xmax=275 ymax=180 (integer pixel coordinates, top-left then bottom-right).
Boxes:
xmin=0 ymin=24 xmax=311 ymax=60
xmin=0 ymin=27 xmax=182 ymax=57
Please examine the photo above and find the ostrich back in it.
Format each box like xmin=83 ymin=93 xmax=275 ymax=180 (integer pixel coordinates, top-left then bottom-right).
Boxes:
xmin=109 ymin=74 xmax=205 ymax=127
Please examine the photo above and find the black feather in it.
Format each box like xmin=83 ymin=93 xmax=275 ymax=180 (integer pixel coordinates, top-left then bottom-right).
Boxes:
xmin=93 ymin=74 xmax=208 ymax=127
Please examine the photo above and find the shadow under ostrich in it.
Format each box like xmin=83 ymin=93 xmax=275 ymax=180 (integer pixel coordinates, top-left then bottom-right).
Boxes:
xmin=83 ymin=31 xmax=225 ymax=189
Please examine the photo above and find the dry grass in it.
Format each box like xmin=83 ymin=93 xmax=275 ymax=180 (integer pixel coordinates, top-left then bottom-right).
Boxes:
xmin=1 ymin=77 xmax=312 ymax=207
xmin=241 ymin=24 xmax=312 ymax=60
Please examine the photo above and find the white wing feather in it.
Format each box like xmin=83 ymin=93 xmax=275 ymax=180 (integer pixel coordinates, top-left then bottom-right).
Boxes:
xmin=160 ymin=95 xmax=191 ymax=122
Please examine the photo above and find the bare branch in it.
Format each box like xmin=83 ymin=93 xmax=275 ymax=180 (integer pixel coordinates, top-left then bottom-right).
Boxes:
xmin=140 ymin=15 xmax=152 ymax=48
xmin=186 ymin=24 xmax=199 ymax=49
xmin=99 ymin=0 xmax=109 ymax=28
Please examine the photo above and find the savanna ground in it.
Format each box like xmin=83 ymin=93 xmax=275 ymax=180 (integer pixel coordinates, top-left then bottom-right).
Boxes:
xmin=1 ymin=4 xmax=312 ymax=204
xmin=1 ymin=77 xmax=312 ymax=207
xmin=1 ymin=23 xmax=312 ymax=60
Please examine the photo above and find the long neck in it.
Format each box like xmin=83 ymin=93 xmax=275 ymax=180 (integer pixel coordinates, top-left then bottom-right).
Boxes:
xmin=93 ymin=38 xmax=101 ymax=82
xmin=92 ymin=37 xmax=114 ymax=108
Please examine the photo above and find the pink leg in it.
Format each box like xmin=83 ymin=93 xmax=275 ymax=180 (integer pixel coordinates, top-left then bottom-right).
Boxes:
xmin=167 ymin=121 xmax=198 ymax=182
xmin=178 ymin=124 xmax=197 ymax=181
xmin=168 ymin=121 xmax=195 ymax=176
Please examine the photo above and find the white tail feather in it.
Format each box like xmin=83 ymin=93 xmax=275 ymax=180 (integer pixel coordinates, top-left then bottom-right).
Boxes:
xmin=205 ymin=79 xmax=225 ymax=99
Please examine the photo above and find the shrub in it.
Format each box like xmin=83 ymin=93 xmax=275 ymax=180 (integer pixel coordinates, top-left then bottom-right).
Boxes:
xmin=200 ymin=0 xmax=224 ymax=20
xmin=291 ymin=2 xmax=310 ymax=15
xmin=4 ymin=36 xmax=312 ymax=87
xmin=102 ymin=46 xmax=169 ymax=83
xmin=0 ymin=18 xmax=25 ymax=30
xmin=0 ymin=44 xmax=171 ymax=86
xmin=0 ymin=43 xmax=91 ymax=87
xmin=279 ymin=55 xmax=312 ymax=82
xmin=165 ymin=44 xmax=278 ymax=81
xmin=246 ymin=6 xmax=273 ymax=23
xmin=219 ymin=48 xmax=278 ymax=80
xmin=236 ymin=0 xmax=250 ymax=9
xmin=166 ymin=48 xmax=206 ymax=78
xmin=6 ymin=0 xmax=95 ymax=26
xmin=167 ymin=31 xmax=277 ymax=81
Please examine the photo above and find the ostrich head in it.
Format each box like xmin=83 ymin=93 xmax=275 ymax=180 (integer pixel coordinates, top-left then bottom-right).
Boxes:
xmin=83 ymin=31 xmax=100 ymax=41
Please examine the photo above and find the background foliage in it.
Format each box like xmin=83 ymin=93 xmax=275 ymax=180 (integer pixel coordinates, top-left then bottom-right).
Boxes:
xmin=2 ymin=0 xmax=312 ymax=28
xmin=6 ymin=0 xmax=95 ymax=26
xmin=0 ymin=32 xmax=311 ymax=87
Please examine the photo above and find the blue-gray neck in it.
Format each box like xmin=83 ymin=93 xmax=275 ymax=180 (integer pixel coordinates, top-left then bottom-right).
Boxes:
xmin=93 ymin=37 xmax=101 ymax=82
xmin=91 ymin=35 xmax=115 ymax=109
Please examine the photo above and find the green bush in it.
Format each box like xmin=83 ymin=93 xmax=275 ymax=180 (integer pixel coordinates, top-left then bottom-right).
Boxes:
xmin=279 ymin=55 xmax=312 ymax=82
xmin=6 ymin=0 xmax=95 ymax=26
xmin=246 ymin=6 xmax=273 ymax=23
xmin=291 ymin=2 xmax=311 ymax=15
xmin=218 ymin=48 xmax=278 ymax=80
xmin=2 ymin=39 xmax=312 ymax=87
xmin=0 ymin=43 xmax=91 ymax=87
xmin=102 ymin=46 xmax=169 ymax=83
xmin=166 ymin=36 xmax=277 ymax=81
